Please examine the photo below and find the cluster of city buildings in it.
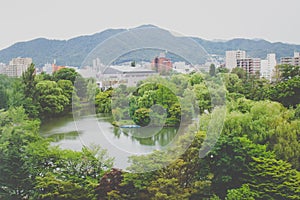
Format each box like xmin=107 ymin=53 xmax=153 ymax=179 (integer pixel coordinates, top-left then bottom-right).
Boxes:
xmin=280 ymin=52 xmax=300 ymax=66
xmin=225 ymin=50 xmax=277 ymax=81
xmin=0 ymin=58 xmax=79 ymax=78
xmin=225 ymin=50 xmax=300 ymax=81
xmin=79 ymin=52 xmax=195 ymax=89
xmin=0 ymin=57 xmax=33 ymax=77
xmin=1 ymin=51 xmax=300 ymax=86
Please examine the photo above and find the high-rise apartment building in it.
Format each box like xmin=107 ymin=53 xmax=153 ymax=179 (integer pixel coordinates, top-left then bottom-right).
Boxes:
xmin=280 ymin=52 xmax=300 ymax=66
xmin=225 ymin=50 xmax=246 ymax=71
xmin=236 ymin=58 xmax=261 ymax=75
xmin=3 ymin=57 xmax=32 ymax=77
xmin=260 ymin=53 xmax=277 ymax=81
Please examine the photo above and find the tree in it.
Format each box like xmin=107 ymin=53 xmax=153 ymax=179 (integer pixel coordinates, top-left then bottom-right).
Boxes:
xmin=0 ymin=107 xmax=40 ymax=199
xmin=57 ymin=79 xmax=75 ymax=111
xmin=21 ymin=63 xmax=39 ymax=118
xmin=189 ymin=72 xmax=203 ymax=86
xmin=21 ymin=63 xmax=36 ymax=98
xmin=270 ymin=76 xmax=300 ymax=107
xmin=276 ymin=64 xmax=300 ymax=81
xmin=95 ymin=89 xmax=113 ymax=113
xmin=223 ymin=73 xmax=243 ymax=94
xmin=231 ymin=67 xmax=246 ymax=79
xmin=34 ymin=146 xmax=113 ymax=200
xmin=209 ymin=64 xmax=216 ymax=77
xmin=247 ymin=157 xmax=300 ymax=200
xmin=35 ymin=80 xmax=69 ymax=118
xmin=205 ymin=135 xmax=274 ymax=198
xmin=0 ymin=75 xmax=11 ymax=109
xmin=147 ymin=178 xmax=191 ymax=200
xmin=225 ymin=184 xmax=257 ymax=200
xmin=217 ymin=67 xmax=229 ymax=73
xmin=133 ymin=108 xmax=151 ymax=126
xmin=53 ymin=68 xmax=78 ymax=84
xmin=86 ymin=78 xmax=100 ymax=103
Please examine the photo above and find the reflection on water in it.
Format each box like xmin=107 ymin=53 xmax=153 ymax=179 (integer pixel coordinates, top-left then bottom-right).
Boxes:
xmin=45 ymin=131 xmax=79 ymax=142
xmin=40 ymin=114 xmax=179 ymax=169
xmin=117 ymin=127 xmax=177 ymax=146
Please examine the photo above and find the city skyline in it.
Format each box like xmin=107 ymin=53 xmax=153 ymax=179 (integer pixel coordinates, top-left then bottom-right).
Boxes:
xmin=1 ymin=0 xmax=300 ymax=50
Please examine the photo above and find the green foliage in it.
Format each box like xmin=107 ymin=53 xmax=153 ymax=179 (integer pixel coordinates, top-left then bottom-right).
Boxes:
xmin=295 ymin=104 xmax=300 ymax=119
xmin=95 ymin=89 xmax=113 ymax=113
xmin=270 ymin=76 xmax=300 ymax=107
xmin=277 ymin=64 xmax=300 ymax=81
xmin=86 ymin=78 xmax=100 ymax=103
xmin=147 ymin=178 xmax=191 ymax=200
xmin=231 ymin=67 xmax=246 ymax=79
xmin=217 ymin=67 xmax=229 ymax=73
xmin=0 ymin=107 xmax=114 ymax=199
xmin=247 ymin=157 xmax=300 ymax=200
xmin=34 ymin=146 xmax=113 ymax=200
xmin=57 ymin=79 xmax=75 ymax=112
xmin=209 ymin=64 xmax=216 ymax=77
xmin=206 ymin=135 xmax=274 ymax=198
xmin=2 ymin=66 xmax=300 ymax=199
xmin=53 ymin=68 xmax=78 ymax=84
xmin=35 ymin=80 xmax=69 ymax=117
xmin=133 ymin=108 xmax=151 ymax=126
xmin=0 ymin=75 xmax=13 ymax=109
xmin=0 ymin=107 xmax=40 ymax=199
xmin=22 ymin=63 xmax=36 ymax=99
xmin=189 ymin=72 xmax=203 ymax=86
xmin=225 ymin=184 xmax=257 ymax=200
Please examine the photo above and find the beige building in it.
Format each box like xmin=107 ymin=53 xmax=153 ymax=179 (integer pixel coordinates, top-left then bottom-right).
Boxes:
xmin=225 ymin=50 xmax=246 ymax=71
xmin=236 ymin=58 xmax=261 ymax=75
xmin=280 ymin=52 xmax=300 ymax=66
xmin=3 ymin=57 xmax=32 ymax=77
xmin=97 ymin=65 xmax=158 ymax=89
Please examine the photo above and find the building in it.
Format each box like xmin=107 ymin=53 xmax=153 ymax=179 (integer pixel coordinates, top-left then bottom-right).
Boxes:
xmin=280 ymin=52 xmax=300 ymax=66
xmin=52 ymin=64 xmax=65 ymax=73
xmin=3 ymin=57 xmax=32 ymax=77
xmin=97 ymin=65 xmax=158 ymax=89
xmin=236 ymin=58 xmax=261 ymax=75
xmin=151 ymin=52 xmax=173 ymax=73
xmin=293 ymin=52 xmax=300 ymax=66
xmin=0 ymin=63 xmax=6 ymax=74
xmin=225 ymin=50 xmax=246 ymax=71
xmin=260 ymin=53 xmax=277 ymax=81
xmin=173 ymin=62 xmax=194 ymax=74
xmin=42 ymin=63 xmax=52 ymax=74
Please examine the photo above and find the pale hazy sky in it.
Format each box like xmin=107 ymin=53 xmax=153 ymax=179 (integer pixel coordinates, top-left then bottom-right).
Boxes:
xmin=1 ymin=0 xmax=300 ymax=50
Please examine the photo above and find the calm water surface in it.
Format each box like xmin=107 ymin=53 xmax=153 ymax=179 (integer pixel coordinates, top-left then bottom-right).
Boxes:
xmin=40 ymin=114 xmax=178 ymax=169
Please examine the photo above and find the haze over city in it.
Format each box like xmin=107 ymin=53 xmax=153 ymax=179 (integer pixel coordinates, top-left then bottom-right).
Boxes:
xmin=1 ymin=0 xmax=300 ymax=50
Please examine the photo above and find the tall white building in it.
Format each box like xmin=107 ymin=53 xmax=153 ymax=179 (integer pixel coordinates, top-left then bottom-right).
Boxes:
xmin=225 ymin=50 xmax=246 ymax=71
xmin=260 ymin=53 xmax=277 ymax=81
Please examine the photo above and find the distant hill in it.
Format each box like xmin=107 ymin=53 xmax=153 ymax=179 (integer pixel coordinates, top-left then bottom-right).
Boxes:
xmin=1 ymin=25 xmax=300 ymax=67
xmin=0 ymin=28 xmax=125 ymax=67
xmin=193 ymin=38 xmax=300 ymax=59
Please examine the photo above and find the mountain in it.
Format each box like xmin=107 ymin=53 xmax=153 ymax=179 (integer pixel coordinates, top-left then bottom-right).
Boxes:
xmin=194 ymin=38 xmax=300 ymax=60
xmin=1 ymin=25 xmax=300 ymax=67
xmin=0 ymin=28 xmax=125 ymax=67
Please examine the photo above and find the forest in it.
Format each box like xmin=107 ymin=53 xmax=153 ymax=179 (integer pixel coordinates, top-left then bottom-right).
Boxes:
xmin=0 ymin=64 xmax=299 ymax=199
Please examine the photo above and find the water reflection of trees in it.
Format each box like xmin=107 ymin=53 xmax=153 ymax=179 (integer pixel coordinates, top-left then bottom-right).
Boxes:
xmin=113 ymin=127 xmax=178 ymax=146
xmin=47 ymin=131 xmax=80 ymax=142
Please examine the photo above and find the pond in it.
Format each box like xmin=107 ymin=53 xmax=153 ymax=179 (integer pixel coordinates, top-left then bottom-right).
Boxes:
xmin=40 ymin=113 xmax=179 ymax=169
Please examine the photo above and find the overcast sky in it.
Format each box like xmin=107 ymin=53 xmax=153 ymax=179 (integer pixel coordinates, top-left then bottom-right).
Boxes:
xmin=1 ymin=0 xmax=299 ymax=50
